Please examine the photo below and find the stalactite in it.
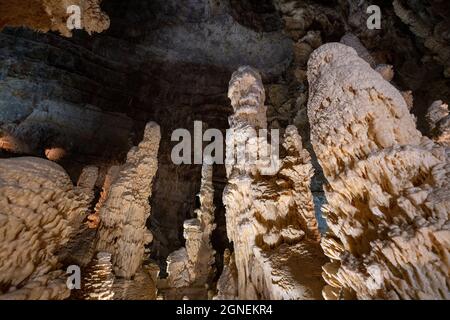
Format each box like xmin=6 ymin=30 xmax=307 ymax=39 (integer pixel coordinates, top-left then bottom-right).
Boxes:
xmin=307 ymin=43 xmax=450 ymax=300
xmin=96 ymin=122 xmax=161 ymax=279
xmin=0 ymin=157 xmax=89 ymax=299
xmin=222 ymin=66 xmax=326 ymax=300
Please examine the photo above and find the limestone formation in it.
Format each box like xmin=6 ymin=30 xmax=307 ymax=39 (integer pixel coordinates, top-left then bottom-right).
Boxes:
xmin=427 ymin=100 xmax=450 ymax=146
xmin=57 ymin=165 xmax=100 ymax=267
xmin=307 ymin=43 xmax=450 ymax=300
xmin=340 ymin=33 xmax=376 ymax=68
xmin=0 ymin=0 xmax=110 ymax=37
xmin=77 ymin=166 xmax=99 ymax=205
xmin=0 ymin=157 xmax=89 ymax=299
xmin=82 ymin=252 xmax=115 ymax=300
xmin=214 ymin=249 xmax=239 ymax=300
xmin=166 ymin=163 xmax=216 ymax=291
xmin=393 ymin=0 xmax=450 ymax=78
xmin=222 ymin=66 xmax=326 ymax=300
xmin=96 ymin=122 xmax=161 ymax=279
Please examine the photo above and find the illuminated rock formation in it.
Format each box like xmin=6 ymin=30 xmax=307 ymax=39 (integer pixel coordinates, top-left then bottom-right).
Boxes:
xmin=0 ymin=157 xmax=88 ymax=299
xmin=96 ymin=122 xmax=161 ymax=279
xmin=427 ymin=100 xmax=450 ymax=147
xmin=222 ymin=66 xmax=326 ymax=300
xmin=112 ymin=266 xmax=157 ymax=300
xmin=83 ymin=252 xmax=115 ymax=300
xmin=307 ymin=43 xmax=450 ymax=300
xmin=166 ymin=163 xmax=216 ymax=289
xmin=0 ymin=0 xmax=110 ymax=37
xmin=86 ymin=165 xmax=120 ymax=229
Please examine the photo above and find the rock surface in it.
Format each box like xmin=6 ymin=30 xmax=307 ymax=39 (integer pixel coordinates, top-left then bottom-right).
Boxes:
xmin=0 ymin=157 xmax=89 ymax=299
xmin=96 ymin=121 xmax=161 ymax=278
xmin=222 ymin=66 xmax=326 ymax=300
xmin=166 ymin=164 xmax=216 ymax=291
xmin=0 ymin=0 xmax=110 ymax=37
xmin=307 ymin=43 xmax=450 ymax=300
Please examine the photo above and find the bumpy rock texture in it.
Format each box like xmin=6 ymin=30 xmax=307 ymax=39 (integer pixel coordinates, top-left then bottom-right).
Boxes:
xmin=214 ymin=249 xmax=239 ymax=300
xmin=0 ymin=0 xmax=294 ymax=269
xmin=166 ymin=164 xmax=216 ymax=291
xmin=0 ymin=0 xmax=110 ymax=37
xmin=427 ymin=100 xmax=450 ymax=146
xmin=82 ymin=252 xmax=115 ymax=300
xmin=0 ymin=157 xmax=89 ymax=299
xmin=222 ymin=66 xmax=326 ymax=300
xmin=393 ymin=0 xmax=450 ymax=78
xmin=96 ymin=122 xmax=161 ymax=279
xmin=112 ymin=266 xmax=157 ymax=300
xmin=307 ymin=43 xmax=450 ymax=300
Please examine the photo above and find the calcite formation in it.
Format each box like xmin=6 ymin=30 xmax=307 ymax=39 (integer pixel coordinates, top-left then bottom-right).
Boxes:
xmin=340 ymin=33 xmax=376 ymax=68
xmin=96 ymin=121 xmax=161 ymax=279
xmin=112 ymin=266 xmax=157 ymax=300
xmin=82 ymin=252 xmax=115 ymax=300
xmin=222 ymin=66 xmax=326 ymax=300
xmin=166 ymin=164 xmax=216 ymax=289
xmin=0 ymin=0 xmax=110 ymax=37
xmin=214 ymin=249 xmax=239 ymax=300
xmin=87 ymin=165 xmax=120 ymax=229
xmin=77 ymin=166 xmax=99 ymax=205
xmin=307 ymin=43 xmax=450 ymax=300
xmin=427 ymin=100 xmax=450 ymax=147
xmin=0 ymin=157 xmax=89 ymax=299
xmin=393 ymin=0 xmax=450 ymax=78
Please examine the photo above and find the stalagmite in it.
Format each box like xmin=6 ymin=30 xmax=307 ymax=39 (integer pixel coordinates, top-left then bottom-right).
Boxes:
xmin=0 ymin=157 xmax=89 ymax=299
xmin=222 ymin=66 xmax=326 ymax=300
xmin=307 ymin=43 xmax=450 ymax=300
xmin=96 ymin=122 xmax=161 ymax=279
xmin=427 ymin=100 xmax=450 ymax=146
xmin=0 ymin=0 xmax=110 ymax=37
xmin=214 ymin=249 xmax=239 ymax=300
xmin=166 ymin=163 xmax=216 ymax=292
xmin=82 ymin=252 xmax=115 ymax=300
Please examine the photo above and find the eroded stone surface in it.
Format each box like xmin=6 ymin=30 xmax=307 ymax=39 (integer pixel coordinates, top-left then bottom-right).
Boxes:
xmin=166 ymin=164 xmax=216 ymax=292
xmin=307 ymin=43 xmax=450 ymax=300
xmin=221 ymin=66 xmax=326 ymax=300
xmin=0 ymin=157 xmax=89 ymax=299
xmin=96 ymin=122 xmax=161 ymax=278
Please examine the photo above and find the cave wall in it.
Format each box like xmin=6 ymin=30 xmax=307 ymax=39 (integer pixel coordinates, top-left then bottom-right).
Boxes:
xmin=0 ymin=0 xmax=293 ymax=269
xmin=0 ymin=0 xmax=449 ymax=300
